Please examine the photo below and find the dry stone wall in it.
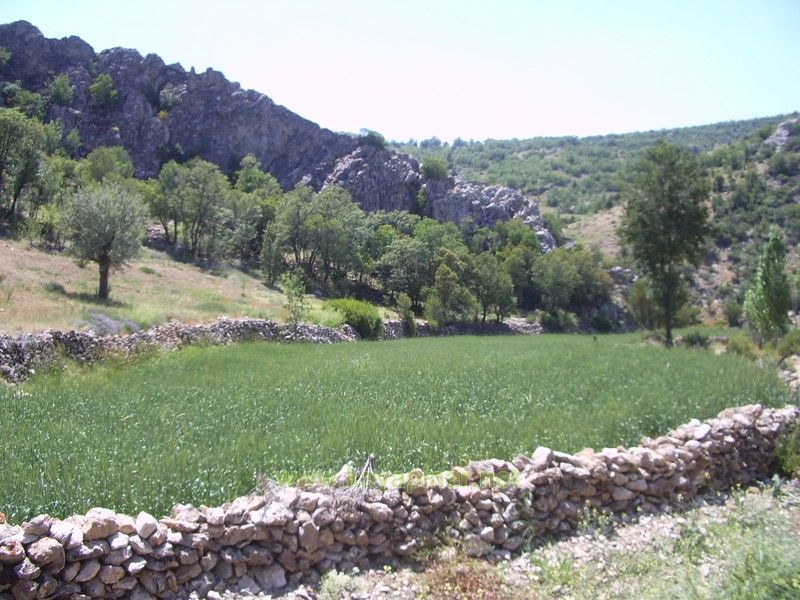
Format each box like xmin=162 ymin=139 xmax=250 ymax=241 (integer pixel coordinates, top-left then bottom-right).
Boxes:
xmin=0 ymin=318 xmax=358 ymax=384
xmin=1 ymin=317 xmax=543 ymax=384
xmin=1 ymin=404 xmax=797 ymax=600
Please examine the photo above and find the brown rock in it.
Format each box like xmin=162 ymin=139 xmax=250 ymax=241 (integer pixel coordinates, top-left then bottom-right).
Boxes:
xmin=0 ymin=539 xmax=25 ymax=564
xmin=26 ymin=537 xmax=64 ymax=567
xmin=98 ymin=564 xmax=126 ymax=584
xmin=74 ymin=558 xmax=101 ymax=582
xmin=82 ymin=507 xmax=118 ymax=540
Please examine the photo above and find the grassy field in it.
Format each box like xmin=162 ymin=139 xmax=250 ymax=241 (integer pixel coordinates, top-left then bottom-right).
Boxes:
xmin=1 ymin=334 xmax=794 ymax=522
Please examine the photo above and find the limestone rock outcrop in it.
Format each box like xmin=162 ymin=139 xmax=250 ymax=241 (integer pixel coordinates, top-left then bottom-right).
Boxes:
xmin=0 ymin=21 xmax=554 ymax=250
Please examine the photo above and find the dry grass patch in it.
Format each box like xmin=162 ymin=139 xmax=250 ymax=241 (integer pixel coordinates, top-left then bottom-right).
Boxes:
xmin=563 ymin=205 xmax=624 ymax=258
xmin=0 ymin=238 xmax=313 ymax=332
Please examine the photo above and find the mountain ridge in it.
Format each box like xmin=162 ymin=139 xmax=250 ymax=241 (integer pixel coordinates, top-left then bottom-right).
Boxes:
xmin=0 ymin=20 xmax=556 ymax=249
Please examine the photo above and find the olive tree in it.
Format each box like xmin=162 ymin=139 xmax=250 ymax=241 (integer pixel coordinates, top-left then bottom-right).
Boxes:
xmin=63 ymin=184 xmax=146 ymax=299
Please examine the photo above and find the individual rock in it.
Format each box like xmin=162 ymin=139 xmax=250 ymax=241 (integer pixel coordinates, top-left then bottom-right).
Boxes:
xmin=82 ymin=508 xmax=118 ymax=540
xmin=135 ymin=512 xmax=158 ymax=540
xmin=362 ymin=503 xmax=393 ymax=523
xmin=0 ymin=540 xmax=24 ymax=564
xmin=252 ymin=563 xmax=287 ymax=592
xmin=298 ymin=522 xmax=320 ymax=553
xmin=25 ymin=537 xmax=63 ymax=567
xmin=74 ymin=559 xmax=101 ymax=582
xmin=98 ymin=564 xmax=126 ymax=584
xmin=13 ymin=557 xmax=40 ymax=580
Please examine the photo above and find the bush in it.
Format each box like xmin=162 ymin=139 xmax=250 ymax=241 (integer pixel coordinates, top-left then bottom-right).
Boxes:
xmin=89 ymin=73 xmax=118 ymax=108
xmin=324 ymin=298 xmax=383 ymax=340
xmin=359 ymin=129 xmax=386 ymax=148
xmin=49 ymin=73 xmax=74 ymax=106
xmin=723 ymin=298 xmax=743 ymax=327
xmin=777 ymin=329 xmax=800 ymax=363
xmin=682 ymin=331 xmax=710 ymax=348
xmin=727 ymin=335 xmax=758 ymax=360
xmin=421 ymin=156 xmax=448 ymax=180
xmin=773 ymin=424 xmax=800 ymax=478
xmin=539 ymin=309 xmax=578 ymax=333
xmin=589 ymin=313 xmax=614 ymax=333
xmin=397 ymin=292 xmax=416 ymax=337
xmin=674 ymin=304 xmax=702 ymax=327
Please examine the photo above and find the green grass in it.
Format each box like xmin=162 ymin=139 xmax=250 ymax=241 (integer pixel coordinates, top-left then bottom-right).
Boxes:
xmin=1 ymin=334 xmax=795 ymax=522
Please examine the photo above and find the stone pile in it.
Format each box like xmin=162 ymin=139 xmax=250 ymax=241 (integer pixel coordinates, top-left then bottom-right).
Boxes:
xmin=1 ymin=404 xmax=796 ymax=600
xmin=0 ymin=318 xmax=358 ymax=384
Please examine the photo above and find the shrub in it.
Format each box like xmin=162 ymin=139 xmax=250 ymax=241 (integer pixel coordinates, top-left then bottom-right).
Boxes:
xmin=674 ymin=304 xmax=702 ymax=327
xmin=682 ymin=331 xmax=710 ymax=348
xmin=539 ymin=309 xmax=578 ymax=333
xmin=324 ymin=298 xmax=383 ymax=340
xmin=49 ymin=73 xmax=74 ymax=106
xmin=89 ymin=73 xmax=118 ymax=108
xmin=723 ymin=298 xmax=743 ymax=327
xmin=773 ymin=424 xmax=800 ymax=478
xmin=589 ymin=313 xmax=614 ymax=333
xmin=359 ymin=129 xmax=386 ymax=148
xmin=397 ymin=292 xmax=416 ymax=337
xmin=279 ymin=271 xmax=309 ymax=329
xmin=777 ymin=329 xmax=800 ymax=364
xmin=727 ymin=335 xmax=758 ymax=360
xmin=421 ymin=156 xmax=449 ymax=180
xmin=158 ymin=83 xmax=183 ymax=109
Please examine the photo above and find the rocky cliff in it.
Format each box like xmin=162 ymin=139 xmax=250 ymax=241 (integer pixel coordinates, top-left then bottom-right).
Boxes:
xmin=0 ymin=21 xmax=554 ymax=250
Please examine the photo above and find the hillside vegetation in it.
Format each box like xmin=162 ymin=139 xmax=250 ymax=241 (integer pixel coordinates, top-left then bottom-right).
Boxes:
xmin=392 ymin=115 xmax=787 ymax=214
xmin=2 ymin=334 xmax=792 ymax=522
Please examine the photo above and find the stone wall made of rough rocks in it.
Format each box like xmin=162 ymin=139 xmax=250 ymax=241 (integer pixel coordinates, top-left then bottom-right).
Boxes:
xmin=0 ymin=318 xmax=358 ymax=384
xmin=1 ymin=316 xmax=545 ymax=384
xmin=0 ymin=404 xmax=797 ymax=600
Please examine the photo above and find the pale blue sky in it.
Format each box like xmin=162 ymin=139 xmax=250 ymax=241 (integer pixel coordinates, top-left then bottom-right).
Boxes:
xmin=1 ymin=0 xmax=798 ymax=141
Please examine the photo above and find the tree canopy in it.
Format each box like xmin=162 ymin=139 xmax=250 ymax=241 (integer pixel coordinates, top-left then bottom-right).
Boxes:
xmin=620 ymin=141 xmax=710 ymax=346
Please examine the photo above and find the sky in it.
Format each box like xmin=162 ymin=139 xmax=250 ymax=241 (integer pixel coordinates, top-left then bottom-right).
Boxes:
xmin=1 ymin=0 xmax=798 ymax=141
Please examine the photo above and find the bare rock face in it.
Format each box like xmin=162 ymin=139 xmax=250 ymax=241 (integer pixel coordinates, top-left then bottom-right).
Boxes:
xmin=326 ymin=146 xmax=556 ymax=252
xmin=0 ymin=20 xmax=554 ymax=248
xmin=0 ymin=20 xmax=356 ymax=187
xmin=325 ymin=144 xmax=421 ymax=213
xmin=425 ymin=176 xmax=557 ymax=251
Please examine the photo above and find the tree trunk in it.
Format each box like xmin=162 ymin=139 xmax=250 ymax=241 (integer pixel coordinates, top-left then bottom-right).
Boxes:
xmin=98 ymin=258 xmax=111 ymax=300
xmin=664 ymin=292 xmax=673 ymax=347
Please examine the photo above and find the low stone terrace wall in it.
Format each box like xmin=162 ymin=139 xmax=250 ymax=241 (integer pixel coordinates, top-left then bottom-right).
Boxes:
xmin=0 ymin=404 xmax=796 ymax=599
xmin=0 ymin=318 xmax=359 ymax=384
xmin=1 ymin=316 xmax=542 ymax=384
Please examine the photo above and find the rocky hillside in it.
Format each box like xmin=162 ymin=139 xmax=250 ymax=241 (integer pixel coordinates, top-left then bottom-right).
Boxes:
xmin=0 ymin=21 xmax=554 ymax=250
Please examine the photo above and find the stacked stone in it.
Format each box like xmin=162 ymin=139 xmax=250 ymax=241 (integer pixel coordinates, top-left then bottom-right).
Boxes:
xmin=1 ymin=404 xmax=797 ymax=599
xmin=0 ymin=318 xmax=359 ymax=384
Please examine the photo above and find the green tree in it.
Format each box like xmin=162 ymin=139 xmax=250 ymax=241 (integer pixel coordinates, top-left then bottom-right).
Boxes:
xmin=89 ymin=74 xmax=118 ymax=109
xmin=472 ymin=252 xmax=515 ymax=322
xmin=304 ymin=185 xmax=365 ymax=282
xmin=620 ymin=141 xmax=710 ymax=346
xmin=63 ymin=184 xmax=146 ymax=299
xmin=79 ymin=146 xmax=134 ymax=183
xmin=0 ymin=109 xmax=46 ymax=223
xmin=49 ymin=73 xmax=74 ymax=106
xmin=744 ymin=229 xmax=791 ymax=344
xmin=425 ymin=263 xmax=476 ymax=326
xmin=10 ymin=89 xmax=44 ymax=120
xmin=375 ymin=237 xmax=429 ymax=309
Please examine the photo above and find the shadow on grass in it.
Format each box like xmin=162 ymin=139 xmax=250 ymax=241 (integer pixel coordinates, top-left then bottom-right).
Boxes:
xmin=42 ymin=281 xmax=129 ymax=308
